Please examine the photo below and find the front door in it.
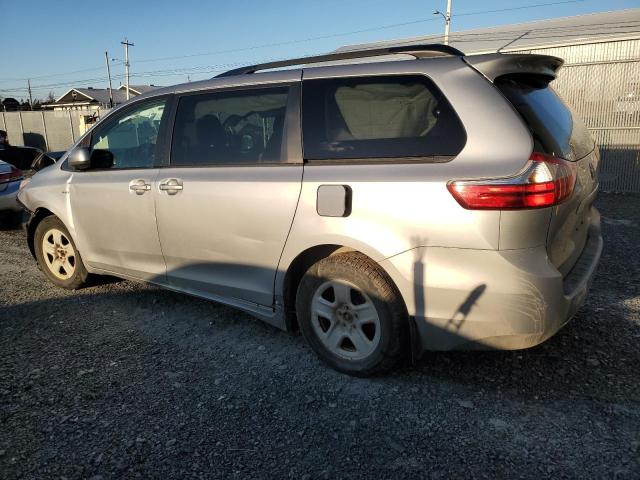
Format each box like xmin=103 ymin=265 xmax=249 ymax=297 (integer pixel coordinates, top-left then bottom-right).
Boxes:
xmin=154 ymin=84 xmax=302 ymax=307
xmin=69 ymin=97 xmax=169 ymax=281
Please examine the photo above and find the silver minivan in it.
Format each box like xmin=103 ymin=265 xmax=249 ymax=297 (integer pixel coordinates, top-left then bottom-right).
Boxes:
xmin=18 ymin=45 xmax=602 ymax=375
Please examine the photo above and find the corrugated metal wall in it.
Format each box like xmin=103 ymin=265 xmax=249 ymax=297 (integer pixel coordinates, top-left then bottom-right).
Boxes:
xmin=514 ymin=38 xmax=640 ymax=193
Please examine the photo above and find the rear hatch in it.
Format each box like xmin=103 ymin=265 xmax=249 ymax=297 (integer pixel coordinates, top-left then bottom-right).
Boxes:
xmin=496 ymin=75 xmax=599 ymax=275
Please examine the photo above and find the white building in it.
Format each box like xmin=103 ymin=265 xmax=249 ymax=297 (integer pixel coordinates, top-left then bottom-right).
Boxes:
xmin=48 ymin=85 xmax=161 ymax=111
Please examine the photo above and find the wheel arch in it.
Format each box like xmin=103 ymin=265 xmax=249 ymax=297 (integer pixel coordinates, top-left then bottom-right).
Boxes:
xmin=26 ymin=207 xmax=55 ymax=259
xmin=281 ymin=244 xmax=410 ymax=334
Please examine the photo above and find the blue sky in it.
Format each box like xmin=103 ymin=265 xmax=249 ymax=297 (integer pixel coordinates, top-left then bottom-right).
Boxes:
xmin=1 ymin=0 xmax=638 ymax=100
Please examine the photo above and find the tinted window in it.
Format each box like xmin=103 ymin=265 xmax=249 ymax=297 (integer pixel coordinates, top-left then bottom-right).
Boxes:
xmin=496 ymin=77 xmax=594 ymax=160
xmin=90 ymin=99 xmax=166 ymax=169
xmin=302 ymin=75 xmax=465 ymax=161
xmin=171 ymin=87 xmax=289 ymax=166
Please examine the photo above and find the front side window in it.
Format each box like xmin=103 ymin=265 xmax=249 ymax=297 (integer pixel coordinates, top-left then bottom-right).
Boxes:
xmin=90 ymin=98 xmax=167 ymax=169
xmin=171 ymin=87 xmax=289 ymax=166
xmin=302 ymin=75 xmax=466 ymax=161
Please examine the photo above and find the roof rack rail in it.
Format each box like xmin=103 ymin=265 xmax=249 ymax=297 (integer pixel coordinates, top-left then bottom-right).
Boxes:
xmin=215 ymin=44 xmax=465 ymax=78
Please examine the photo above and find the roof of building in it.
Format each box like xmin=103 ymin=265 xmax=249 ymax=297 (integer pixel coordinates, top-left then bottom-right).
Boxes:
xmin=52 ymin=85 xmax=161 ymax=107
xmin=335 ymin=8 xmax=640 ymax=54
xmin=118 ymin=84 xmax=162 ymax=95
xmin=75 ymin=88 xmax=128 ymax=104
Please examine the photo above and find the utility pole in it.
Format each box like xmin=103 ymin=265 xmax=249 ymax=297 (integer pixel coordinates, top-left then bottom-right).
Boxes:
xmin=444 ymin=0 xmax=452 ymax=46
xmin=105 ymin=51 xmax=114 ymax=108
xmin=121 ymin=38 xmax=134 ymax=100
xmin=434 ymin=0 xmax=453 ymax=45
xmin=27 ymin=79 xmax=33 ymax=110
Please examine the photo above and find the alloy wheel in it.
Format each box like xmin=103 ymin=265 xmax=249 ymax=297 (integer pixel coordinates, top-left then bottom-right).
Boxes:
xmin=310 ymin=280 xmax=381 ymax=360
xmin=41 ymin=228 xmax=76 ymax=280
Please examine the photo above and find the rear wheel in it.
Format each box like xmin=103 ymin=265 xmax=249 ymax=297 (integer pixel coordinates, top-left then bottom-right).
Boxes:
xmin=34 ymin=216 xmax=88 ymax=289
xmin=296 ymin=252 xmax=408 ymax=376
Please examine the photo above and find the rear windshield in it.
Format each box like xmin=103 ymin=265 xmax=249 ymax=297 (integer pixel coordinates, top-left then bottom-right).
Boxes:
xmin=496 ymin=76 xmax=594 ymax=161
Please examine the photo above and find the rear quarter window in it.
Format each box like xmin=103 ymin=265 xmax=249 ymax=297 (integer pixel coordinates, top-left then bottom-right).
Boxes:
xmin=496 ymin=76 xmax=594 ymax=161
xmin=302 ymin=75 xmax=466 ymax=161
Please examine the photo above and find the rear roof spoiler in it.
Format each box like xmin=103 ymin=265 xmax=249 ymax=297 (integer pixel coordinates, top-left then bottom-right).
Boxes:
xmin=463 ymin=53 xmax=563 ymax=82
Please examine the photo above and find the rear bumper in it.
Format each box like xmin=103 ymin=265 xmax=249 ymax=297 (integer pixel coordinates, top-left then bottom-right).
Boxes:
xmin=0 ymin=180 xmax=22 ymax=212
xmin=379 ymin=208 xmax=603 ymax=352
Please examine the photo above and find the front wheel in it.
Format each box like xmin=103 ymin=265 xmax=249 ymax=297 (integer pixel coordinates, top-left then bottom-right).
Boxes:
xmin=34 ymin=216 xmax=89 ymax=290
xmin=296 ymin=252 xmax=408 ymax=376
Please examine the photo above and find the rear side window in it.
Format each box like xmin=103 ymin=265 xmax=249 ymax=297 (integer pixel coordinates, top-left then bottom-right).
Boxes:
xmin=171 ymin=87 xmax=289 ymax=166
xmin=302 ymin=75 xmax=466 ymax=161
xmin=496 ymin=77 xmax=594 ymax=161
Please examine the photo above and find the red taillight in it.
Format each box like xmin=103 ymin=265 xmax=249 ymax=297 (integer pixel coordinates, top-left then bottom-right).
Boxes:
xmin=447 ymin=152 xmax=576 ymax=210
xmin=0 ymin=165 xmax=23 ymax=184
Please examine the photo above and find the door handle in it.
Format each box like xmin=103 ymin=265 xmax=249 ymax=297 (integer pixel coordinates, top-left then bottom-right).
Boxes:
xmin=129 ymin=179 xmax=151 ymax=195
xmin=159 ymin=178 xmax=183 ymax=195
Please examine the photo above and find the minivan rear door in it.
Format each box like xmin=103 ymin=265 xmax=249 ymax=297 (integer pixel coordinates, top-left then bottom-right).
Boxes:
xmin=154 ymin=79 xmax=303 ymax=308
xmin=496 ymin=76 xmax=599 ymax=275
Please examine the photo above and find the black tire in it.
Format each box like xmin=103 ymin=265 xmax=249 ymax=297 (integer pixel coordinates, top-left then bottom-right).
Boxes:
xmin=296 ymin=252 xmax=408 ymax=376
xmin=34 ymin=216 xmax=89 ymax=290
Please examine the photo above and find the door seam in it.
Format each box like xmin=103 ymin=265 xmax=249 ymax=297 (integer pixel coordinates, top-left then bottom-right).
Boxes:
xmin=150 ymin=168 xmax=169 ymax=283
xmin=271 ymin=165 xmax=305 ymax=307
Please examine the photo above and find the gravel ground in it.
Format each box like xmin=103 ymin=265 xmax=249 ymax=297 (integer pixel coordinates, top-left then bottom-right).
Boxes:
xmin=1 ymin=193 xmax=639 ymax=479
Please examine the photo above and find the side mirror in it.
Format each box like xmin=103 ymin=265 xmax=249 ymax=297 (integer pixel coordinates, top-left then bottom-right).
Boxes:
xmin=68 ymin=147 xmax=92 ymax=170
xmin=68 ymin=147 xmax=114 ymax=170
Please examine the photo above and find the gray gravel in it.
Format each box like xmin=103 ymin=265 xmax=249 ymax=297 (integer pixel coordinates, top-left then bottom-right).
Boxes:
xmin=1 ymin=193 xmax=639 ymax=479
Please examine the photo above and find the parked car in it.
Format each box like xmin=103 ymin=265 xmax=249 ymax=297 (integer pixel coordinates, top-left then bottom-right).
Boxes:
xmin=0 ymin=134 xmax=58 ymax=222
xmin=18 ymin=45 xmax=602 ymax=375
xmin=0 ymin=159 xmax=24 ymax=221
xmin=0 ymin=141 xmax=59 ymax=173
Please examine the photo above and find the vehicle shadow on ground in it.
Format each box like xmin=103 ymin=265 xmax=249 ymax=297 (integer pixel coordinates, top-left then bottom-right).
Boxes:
xmin=2 ymin=279 xmax=638 ymax=410
xmin=409 ymin=300 xmax=639 ymax=404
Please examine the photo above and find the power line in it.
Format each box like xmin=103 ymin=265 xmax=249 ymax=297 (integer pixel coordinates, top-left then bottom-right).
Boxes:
xmin=436 ymin=25 xmax=640 ymax=42
xmin=425 ymin=19 xmax=640 ymax=38
xmin=0 ymin=56 xmax=294 ymax=95
xmin=455 ymin=0 xmax=585 ymax=17
xmin=3 ymin=16 xmax=639 ymax=96
xmin=0 ymin=50 xmax=321 ymax=94
xmin=0 ymin=0 xmax=593 ymax=84
xmin=3 ymin=16 xmax=639 ymax=98
xmin=0 ymin=65 xmax=107 ymax=83
xmin=4 ymin=16 xmax=639 ymax=96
